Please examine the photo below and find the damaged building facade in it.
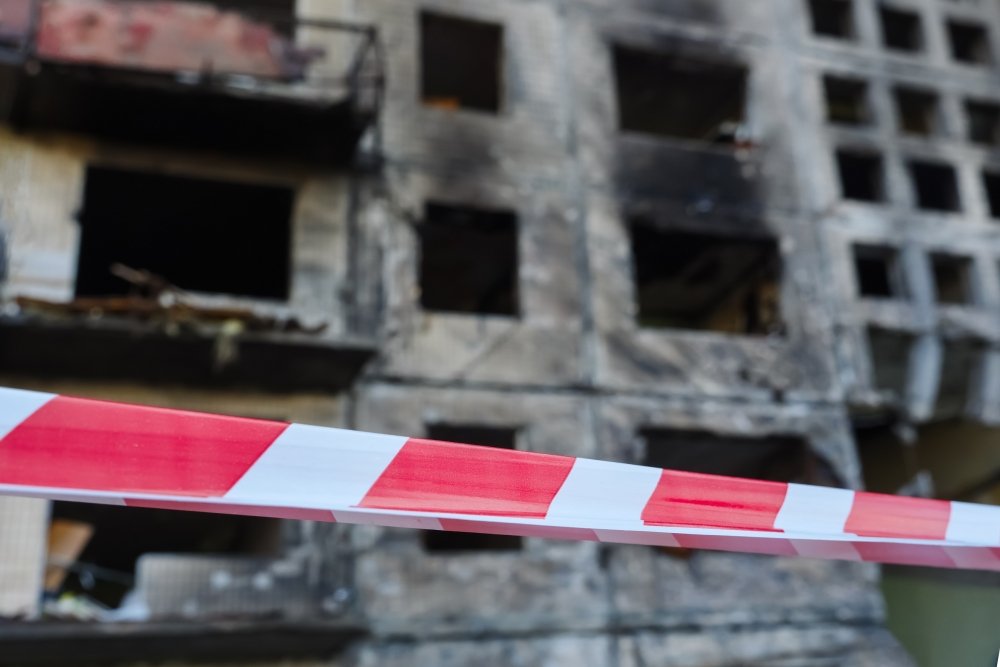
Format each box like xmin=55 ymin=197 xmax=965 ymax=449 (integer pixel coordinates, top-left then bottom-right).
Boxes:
xmin=0 ymin=0 xmax=998 ymax=665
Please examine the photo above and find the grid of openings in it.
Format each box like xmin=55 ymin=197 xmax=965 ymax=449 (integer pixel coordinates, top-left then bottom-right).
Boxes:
xmin=965 ymin=100 xmax=1000 ymax=146
xmin=879 ymin=6 xmax=923 ymax=52
xmin=613 ymin=45 xmax=748 ymax=145
xmin=836 ymin=150 xmax=884 ymax=202
xmin=824 ymin=75 xmax=870 ymax=125
xmin=946 ymin=20 xmax=992 ymax=65
xmin=629 ymin=220 xmax=783 ymax=335
xmin=908 ymin=160 xmax=961 ymax=212
xmin=853 ymin=244 xmax=904 ymax=298
xmin=893 ymin=87 xmax=940 ymax=136
xmin=421 ymin=424 xmax=522 ymax=553
xmin=420 ymin=12 xmax=502 ymax=113
xmin=930 ymin=253 xmax=975 ymax=304
xmin=640 ymin=429 xmax=838 ymax=486
xmin=808 ymin=0 xmax=854 ymax=39
xmin=76 ymin=166 xmax=293 ymax=300
xmin=418 ymin=202 xmax=519 ymax=316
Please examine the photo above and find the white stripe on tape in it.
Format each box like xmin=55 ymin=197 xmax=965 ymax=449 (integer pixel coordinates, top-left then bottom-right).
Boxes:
xmin=227 ymin=424 xmax=407 ymax=508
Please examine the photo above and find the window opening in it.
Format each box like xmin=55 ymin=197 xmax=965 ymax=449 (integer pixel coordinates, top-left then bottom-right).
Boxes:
xmin=418 ymin=202 xmax=519 ymax=316
xmin=824 ymin=75 xmax=870 ymax=125
xmin=629 ymin=221 xmax=783 ymax=335
xmin=947 ymin=20 xmax=991 ymax=64
xmin=837 ymin=150 xmax=884 ymax=202
xmin=420 ymin=12 xmax=502 ymax=113
xmin=879 ymin=6 xmax=923 ymax=52
xmin=854 ymin=244 xmax=904 ymax=298
xmin=613 ymin=45 xmax=748 ymax=145
xmin=76 ymin=167 xmax=293 ymax=300
xmin=908 ymin=160 xmax=961 ymax=212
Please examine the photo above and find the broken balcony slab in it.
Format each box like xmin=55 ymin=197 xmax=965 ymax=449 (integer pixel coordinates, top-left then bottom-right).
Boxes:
xmin=0 ymin=618 xmax=367 ymax=666
xmin=0 ymin=312 xmax=375 ymax=392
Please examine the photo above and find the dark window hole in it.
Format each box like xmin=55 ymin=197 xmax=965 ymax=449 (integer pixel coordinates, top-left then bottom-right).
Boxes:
xmin=808 ymin=0 xmax=855 ymax=39
xmin=824 ymin=75 xmax=869 ymax=125
xmin=908 ymin=160 xmax=960 ymax=212
xmin=46 ymin=502 xmax=281 ymax=609
xmin=837 ymin=150 xmax=884 ymax=202
xmin=76 ymin=166 xmax=293 ymax=300
xmin=866 ymin=328 xmax=912 ymax=396
xmin=420 ymin=12 xmax=502 ymax=113
xmin=965 ymin=100 xmax=1000 ymax=145
xmin=983 ymin=170 xmax=1000 ymax=218
xmin=629 ymin=221 xmax=783 ymax=335
xmin=947 ymin=20 xmax=991 ymax=64
xmin=640 ymin=428 xmax=842 ymax=486
xmin=894 ymin=87 xmax=939 ymax=136
xmin=879 ymin=6 xmax=923 ymax=52
xmin=931 ymin=253 xmax=974 ymax=304
xmin=613 ymin=45 xmax=748 ymax=145
xmin=418 ymin=202 xmax=519 ymax=316
xmin=853 ymin=244 xmax=903 ymax=298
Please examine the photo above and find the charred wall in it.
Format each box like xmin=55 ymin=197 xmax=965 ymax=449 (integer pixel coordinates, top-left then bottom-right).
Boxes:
xmin=0 ymin=0 xmax=972 ymax=664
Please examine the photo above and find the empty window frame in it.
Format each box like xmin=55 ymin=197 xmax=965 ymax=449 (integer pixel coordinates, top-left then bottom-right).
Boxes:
xmin=878 ymin=6 xmax=923 ymax=52
xmin=935 ymin=340 xmax=981 ymax=419
xmin=75 ymin=167 xmax=293 ymax=300
xmin=947 ymin=20 xmax=992 ymax=65
xmin=613 ymin=45 xmax=748 ymax=144
xmin=46 ymin=502 xmax=281 ymax=610
xmin=421 ymin=424 xmax=522 ymax=553
xmin=930 ymin=252 xmax=975 ymax=304
xmin=983 ymin=170 xmax=1000 ymax=218
xmin=629 ymin=221 xmax=782 ymax=335
xmin=965 ymin=100 xmax=1000 ymax=145
xmin=836 ymin=150 xmax=884 ymax=202
xmin=908 ymin=160 xmax=961 ymax=212
xmin=894 ymin=87 xmax=940 ymax=136
xmin=807 ymin=0 xmax=855 ymax=39
xmin=640 ymin=429 xmax=839 ymax=486
xmin=853 ymin=244 xmax=905 ymax=298
xmin=866 ymin=327 xmax=912 ymax=396
xmin=824 ymin=75 xmax=870 ymax=125
xmin=420 ymin=12 xmax=502 ymax=113
xmin=418 ymin=202 xmax=519 ymax=316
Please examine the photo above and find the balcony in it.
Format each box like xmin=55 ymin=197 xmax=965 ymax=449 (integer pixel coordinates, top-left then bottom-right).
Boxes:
xmin=0 ymin=0 xmax=383 ymax=162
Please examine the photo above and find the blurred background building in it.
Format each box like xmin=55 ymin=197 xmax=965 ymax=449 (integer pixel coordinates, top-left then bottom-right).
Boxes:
xmin=0 ymin=0 xmax=997 ymax=665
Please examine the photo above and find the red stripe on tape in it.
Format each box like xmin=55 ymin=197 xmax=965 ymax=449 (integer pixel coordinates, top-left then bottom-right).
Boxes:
xmin=844 ymin=492 xmax=951 ymax=540
xmin=642 ymin=470 xmax=788 ymax=531
xmin=0 ymin=397 xmax=287 ymax=496
xmin=853 ymin=542 xmax=956 ymax=569
xmin=125 ymin=499 xmax=335 ymax=522
xmin=438 ymin=518 xmax=598 ymax=542
xmin=359 ymin=438 xmax=575 ymax=517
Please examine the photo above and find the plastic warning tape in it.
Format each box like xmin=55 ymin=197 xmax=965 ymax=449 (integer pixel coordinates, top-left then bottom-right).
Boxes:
xmin=0 ymin=387 xmax=997 ymax=571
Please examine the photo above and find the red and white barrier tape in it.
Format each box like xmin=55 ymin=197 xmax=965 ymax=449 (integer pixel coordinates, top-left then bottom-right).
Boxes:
xmin=0 ymin=387 xmax=997 ymax=570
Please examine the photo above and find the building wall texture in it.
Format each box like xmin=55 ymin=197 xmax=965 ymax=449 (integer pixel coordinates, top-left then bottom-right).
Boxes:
xmin=4 ymin=0 xmax=1000 ymax=664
